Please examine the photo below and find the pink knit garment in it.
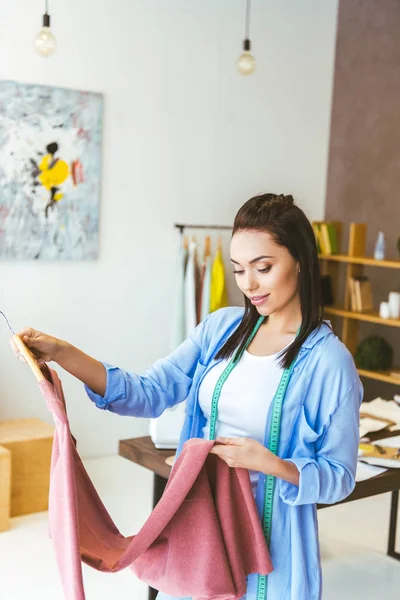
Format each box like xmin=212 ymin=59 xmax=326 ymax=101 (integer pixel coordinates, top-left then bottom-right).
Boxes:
xmin=39 ymin=366 xmax=273 ymax=600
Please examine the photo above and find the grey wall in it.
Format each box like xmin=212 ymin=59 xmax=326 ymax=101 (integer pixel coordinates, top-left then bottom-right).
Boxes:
xmin=325 ymin=0 xmax=400 ymax=401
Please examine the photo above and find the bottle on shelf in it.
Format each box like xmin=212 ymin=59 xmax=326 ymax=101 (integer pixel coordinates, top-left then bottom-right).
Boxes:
xmin=374 ymin=231 xmax=386 ymax=261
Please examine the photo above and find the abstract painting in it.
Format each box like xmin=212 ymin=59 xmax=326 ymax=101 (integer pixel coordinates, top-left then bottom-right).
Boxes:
xmin=0 ymin=80 xmax=103 ymax=260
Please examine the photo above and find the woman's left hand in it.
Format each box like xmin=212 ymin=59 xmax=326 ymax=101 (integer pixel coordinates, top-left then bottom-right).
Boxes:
xmin=209 ymin=436 xmax=280 ymax=475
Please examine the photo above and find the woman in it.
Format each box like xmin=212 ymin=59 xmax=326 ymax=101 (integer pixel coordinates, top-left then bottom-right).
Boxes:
xmin=14 ymin=193 xmax=363 ymax=600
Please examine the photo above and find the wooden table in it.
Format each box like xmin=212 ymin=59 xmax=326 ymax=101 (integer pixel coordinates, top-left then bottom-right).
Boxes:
xmin=119 ymin=432 xmax=400 ymax=600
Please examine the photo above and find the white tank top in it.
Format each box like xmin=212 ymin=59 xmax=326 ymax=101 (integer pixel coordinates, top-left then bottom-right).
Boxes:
xmin=198 ymin=338 xmax=295 ymax=495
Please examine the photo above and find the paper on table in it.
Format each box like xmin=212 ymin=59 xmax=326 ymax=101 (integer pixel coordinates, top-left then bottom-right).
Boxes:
xmin=373 ymin=435 xmax=400 ymax=447
xmin=358 ymin=435 xmax=400 ymax=469
xmin=359 ymin=417 xmax=390 ymax=438
xmin=356 ymin=461 xmax=387 ymax=482
xmin=360 ymin=398 xmax=400 ymax=432
xmin=360 ymin=458 xmax=400 ymax=469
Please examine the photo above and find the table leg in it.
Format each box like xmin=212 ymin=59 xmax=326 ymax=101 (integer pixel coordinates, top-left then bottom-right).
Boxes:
xmin=148 ymin=474 xmax=168 ymax=600
xmin=148 ymin=585 xmax=159 ymax=600
xmin=153 ymin=473 xmax=168 ymax=509
xmin=388 ymin=489 xmax=400 ymax=561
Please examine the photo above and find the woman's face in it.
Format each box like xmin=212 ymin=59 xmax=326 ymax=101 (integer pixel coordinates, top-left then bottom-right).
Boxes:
xmin=230 ymin=229 xmax=300 ymax=317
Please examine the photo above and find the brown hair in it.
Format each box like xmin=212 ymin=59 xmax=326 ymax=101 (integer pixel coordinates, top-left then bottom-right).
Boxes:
xmin=215 ymin=193 xmax=325 ymax=369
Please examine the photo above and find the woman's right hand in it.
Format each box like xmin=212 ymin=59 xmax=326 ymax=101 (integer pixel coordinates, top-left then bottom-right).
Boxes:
xmin=10 ymin=327 xmax=65 ymax=365
xmin=9 ymin=328 xmax=106 ymax=395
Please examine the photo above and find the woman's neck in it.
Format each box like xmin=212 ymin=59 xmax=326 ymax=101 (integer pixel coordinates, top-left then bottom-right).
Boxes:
xmin=262 ymin=301 xmax=302 ymax=336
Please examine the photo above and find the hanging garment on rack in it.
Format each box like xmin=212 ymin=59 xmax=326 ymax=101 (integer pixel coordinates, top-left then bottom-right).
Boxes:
xmin=200 ymin=254 xmax=212 ymax=322
xmin=197 ymin=260 xmax=205 ymax=324
xmin=158 ymin=238 xmax=188 ymax=451
xmin=172 ymin=241 xmax=188 ymax=349
xmin=184 ymin=241 xmax=198 ymax=336
xmin=210 ymin=247 xmax=228 ymax=313
xmin=194 ymin=246 xmax=202 ymax=325
xmin=37 ymin=365 xmax=272 ymax=600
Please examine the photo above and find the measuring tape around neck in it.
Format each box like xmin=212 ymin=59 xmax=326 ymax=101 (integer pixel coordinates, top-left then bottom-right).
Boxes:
xmin=209 ymin=316 xmax=298 ymax=600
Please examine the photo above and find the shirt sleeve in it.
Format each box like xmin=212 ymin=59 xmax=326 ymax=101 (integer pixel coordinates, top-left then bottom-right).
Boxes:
xmin=84 ymin=316 xmax=209 ymax=418
xmin=279 ymin=382 xmax=363 ymax=506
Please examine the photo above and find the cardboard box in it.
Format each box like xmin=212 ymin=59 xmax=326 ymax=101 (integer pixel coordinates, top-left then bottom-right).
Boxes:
xmin=0 ymin=419 xmax=54 ymax=517
xmin=0 ymin=445 xmax=11 ymax=531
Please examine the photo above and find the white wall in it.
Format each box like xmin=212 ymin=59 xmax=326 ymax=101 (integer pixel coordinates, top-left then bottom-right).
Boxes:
xmin=0 ymin=0 xmax=339 ymax=457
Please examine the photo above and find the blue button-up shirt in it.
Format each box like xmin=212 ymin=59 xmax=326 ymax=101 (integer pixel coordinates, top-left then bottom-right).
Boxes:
xmin=85 ymin=307 xmax=363 ymax=600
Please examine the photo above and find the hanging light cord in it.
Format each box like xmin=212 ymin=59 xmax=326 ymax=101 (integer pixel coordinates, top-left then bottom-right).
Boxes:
xmin=45 ymin=0 xmax=49 ymax=14
xmin=245 ymin=0 xmax=251 ymax=40
xmin=0 ymin=311 xmax=16 ymax=335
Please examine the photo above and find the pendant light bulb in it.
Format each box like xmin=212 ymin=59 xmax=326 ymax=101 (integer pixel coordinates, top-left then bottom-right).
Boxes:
xmin=34 ymin=7 xmax=57 ymax=57
xmin=237 ymin=0 xmax=255 ymax=75
xmin=237 ymin=39 xmax=256 ymax=75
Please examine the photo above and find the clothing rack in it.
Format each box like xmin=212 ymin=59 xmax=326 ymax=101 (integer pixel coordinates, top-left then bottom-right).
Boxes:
xmin=174 ymin=223 xmax=231 ymax=234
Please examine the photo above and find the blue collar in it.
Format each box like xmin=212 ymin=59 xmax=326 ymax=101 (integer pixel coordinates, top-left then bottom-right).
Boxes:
xmin=300 ymin=320 xmax=333 ymax=349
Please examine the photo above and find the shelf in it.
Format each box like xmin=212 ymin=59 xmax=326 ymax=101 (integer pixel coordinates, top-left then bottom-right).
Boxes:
xmin=324 ymin=306 xmax=400 ymax=384
xmin=324 ymin=306 xmax=400 ymax=327
xmin=315 ymin=223 xmax=400 ymax=387
xmin=357 ymin=368 xmax=400 ymax=385
xmin=318 ymin=254 xmax=400 ymax=268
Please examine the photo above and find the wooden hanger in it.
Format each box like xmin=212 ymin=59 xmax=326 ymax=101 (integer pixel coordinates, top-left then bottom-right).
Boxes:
xmin=204 ymin=235 xmax=211 ymax=260
xmin=183 ymin=235 xmax=189 ymax=251
xmin=12 ymin=334 xmax=46 ymax=383
xmin=217 ymin=235 xmax=223 ymax=253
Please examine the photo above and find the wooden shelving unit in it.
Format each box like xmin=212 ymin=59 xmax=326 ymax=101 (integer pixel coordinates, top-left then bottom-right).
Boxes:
xmin=356 ymin=368 xmax=400 ymax=385
xmin=314 ymin=221 xmax=400 ymax=386
xmin=324 ymin=306 xmax=400 ymax=328
xmin=318 ymin=254 xmax=400 ymax=269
